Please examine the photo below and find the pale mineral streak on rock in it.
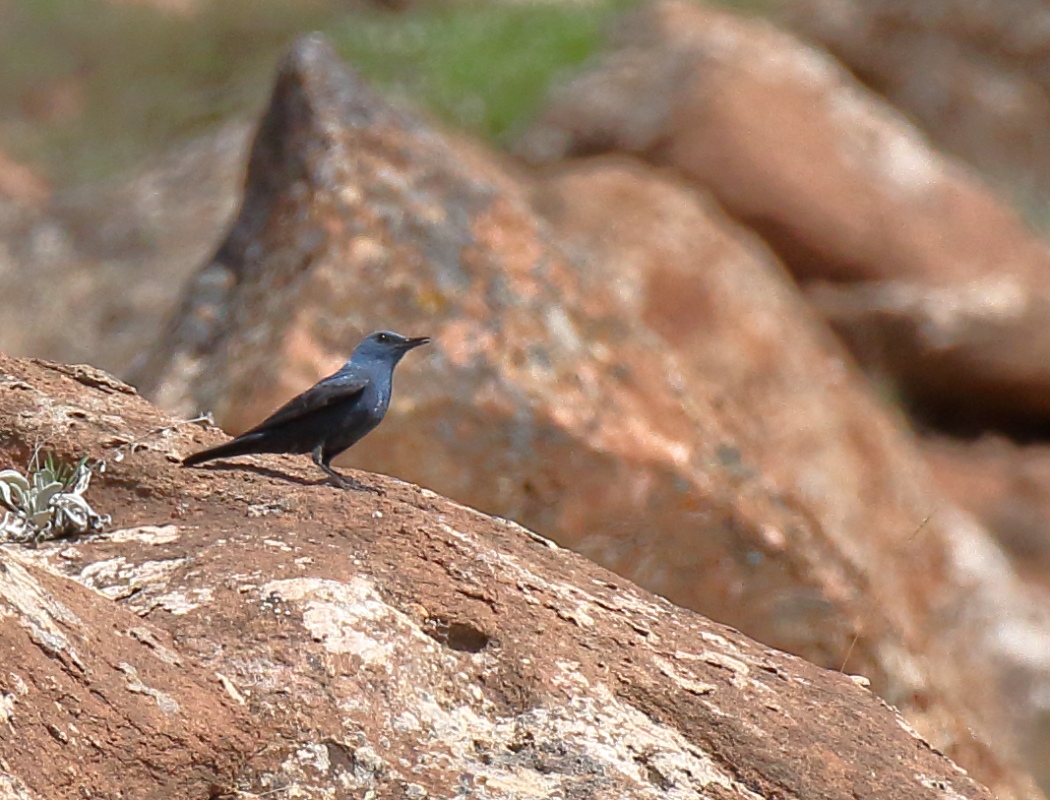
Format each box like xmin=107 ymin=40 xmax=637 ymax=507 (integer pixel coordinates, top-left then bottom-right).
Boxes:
xmin=117 ymin=662 xmax=180 ymax=714
xmin=127 ymin=625 xmax=183 ymax=666
xmin=146 ymin=586 xmax=214 ymax=616
xmin=654 ymin=655 xmax=716 ymax=697
xmin=0 ymin=773 xmax=40 ymax=800
xmin=100 ymin=524 xmax=181 ymax=545
xmin=0 ymin=555 xmax=88 ymax=674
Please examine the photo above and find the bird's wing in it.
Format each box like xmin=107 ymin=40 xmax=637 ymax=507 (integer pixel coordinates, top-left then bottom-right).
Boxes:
xmin=245 ymin=373 xmax=369 ymax=432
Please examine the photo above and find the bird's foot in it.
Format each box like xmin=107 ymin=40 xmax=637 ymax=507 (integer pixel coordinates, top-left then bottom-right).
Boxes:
xmin=334 ymin=477 xmax=384 ymax=495
xmin=323 ymin=470 xmax=383 ymax=494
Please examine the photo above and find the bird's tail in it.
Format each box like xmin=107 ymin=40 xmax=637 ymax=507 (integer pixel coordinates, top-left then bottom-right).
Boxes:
xmin=181 ymin=433 xmax=266 ymax=468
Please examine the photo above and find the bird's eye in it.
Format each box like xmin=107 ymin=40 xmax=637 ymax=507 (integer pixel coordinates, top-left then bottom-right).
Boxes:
xmin=377 ymin=333 xmax=390 ymax=343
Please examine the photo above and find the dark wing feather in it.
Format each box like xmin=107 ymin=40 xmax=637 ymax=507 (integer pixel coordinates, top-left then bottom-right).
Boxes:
xmin=245 ymin=373 xmax=369 ymax=433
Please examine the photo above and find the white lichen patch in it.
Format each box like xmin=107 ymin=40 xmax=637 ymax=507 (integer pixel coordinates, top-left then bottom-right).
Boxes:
xmin=77 ymin=556 xmax=188 ymax=600
xmin=289 ymin=742 xmax=332 ymax=775
xmin=247 ymin=522 xmax=821 ymax=798
xmin=555 ymin=602 xmax=595 ymax=628
xmin=100 ymin=525 xmax=181 ymax=545
xmin=400 ymin=679 xmax=761 ymax=800
xmin=267 ymin=740 xmax=357 ymax=799
xmin=0 ymin=686 xmax=18 ymax=727
xmin=261 ymin=577 xmax=441 ymax=665
xmin=149 ymin=587 xmax=214 ymax=616
xmin=550 ymin=661 xmax=588 ymax=690
xmin=250 ymin=570 xmax=761 ymax=797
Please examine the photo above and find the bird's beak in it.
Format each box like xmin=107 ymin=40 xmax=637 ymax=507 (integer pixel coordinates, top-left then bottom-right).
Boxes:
xmin=403 ymin=336 xmax=431 ymax=350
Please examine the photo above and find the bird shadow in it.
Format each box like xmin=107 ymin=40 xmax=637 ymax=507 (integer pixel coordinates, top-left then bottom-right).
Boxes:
xmin=186 ymin=461 xmax=381 ymax=493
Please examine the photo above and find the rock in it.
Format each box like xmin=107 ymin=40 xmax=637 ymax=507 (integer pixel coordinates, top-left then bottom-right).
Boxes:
xmin=0 ymin=148 xmax=49 ymax=208
xmin=132 ymin=34 xmax=1048 ymax=795
xmin=782 ymin=0 xmax=1050 ymax=197
xmin=517 ymin=0 xmax=1050 ymax=427
xmin=0 ymin=123 xmax=249 ymax=377
xmin=923 ymin=435 xmax=1050 ymax=588
xmin=920 ymin=434 xmax=1050 ymax=790
xmin=0 ymin=545 xmax=254 ymax=798
xmin=0 ymin=351 xmax=1011 ymax=799
xmin=532 ymin=157 xmax=1050 ymax=794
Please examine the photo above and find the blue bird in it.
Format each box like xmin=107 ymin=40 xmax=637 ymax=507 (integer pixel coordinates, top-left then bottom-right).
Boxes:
xmin=182 ymin=331 xmax=430 ymax=488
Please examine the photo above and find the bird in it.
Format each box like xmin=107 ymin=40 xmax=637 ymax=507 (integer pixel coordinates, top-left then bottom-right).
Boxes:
xmin=182 ymin=330 xmax=430 ymax=489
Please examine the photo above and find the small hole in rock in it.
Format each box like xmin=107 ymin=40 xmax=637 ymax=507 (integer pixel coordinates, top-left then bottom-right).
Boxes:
xmin=323 ymin=739 xmax=354 ymax=773
xmin=423 ymin=616 xmax=490 ymax=653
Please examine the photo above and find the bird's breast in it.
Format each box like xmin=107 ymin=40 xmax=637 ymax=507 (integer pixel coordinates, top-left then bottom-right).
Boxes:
xmin=365 ymin=383 xmax=390 ymax=417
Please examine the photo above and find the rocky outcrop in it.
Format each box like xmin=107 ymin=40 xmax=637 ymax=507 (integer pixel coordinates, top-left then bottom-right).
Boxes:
xmin=518 ymin=0 xmax=1050 ymax=428
xmin=129 ymin=34 xmax=1050 ymax=796
xmin=0 ymin=354 xmax=1005 ymax=798
xmin=782 ymin=0 xmax=1050 ymax=196
xmin=0 ymin=124 xmax=248 ymax=377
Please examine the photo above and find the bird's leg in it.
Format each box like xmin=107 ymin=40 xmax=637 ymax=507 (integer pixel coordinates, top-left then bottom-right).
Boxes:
xmin=311 ymin=446 xmax=380 ymax=493
xmin=312 ymin=445 xmax=351 ymax=489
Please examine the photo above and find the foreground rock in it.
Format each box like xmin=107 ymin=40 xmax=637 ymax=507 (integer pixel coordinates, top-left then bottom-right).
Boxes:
xmin=518 ymin=0 xmax=1050 ymax=427
xmin=129 ymin=35 xmax=1050 ymax=795
xmin=783 ymin=0 xmax=1050 ymax=195
xmin=0 ymin=354 xmax=1003 ymax=798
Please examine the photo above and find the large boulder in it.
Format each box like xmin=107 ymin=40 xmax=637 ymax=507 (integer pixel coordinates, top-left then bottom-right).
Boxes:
xmin=131 ymin=34 xmax=1050 ymax=795
xmin=517 ymin=0 xmax=1050 ymax=427
xmin=782 ymin=0 xmax=1050 ymax=196
xmin=0 ymin=353 xmax=1008 ymax=798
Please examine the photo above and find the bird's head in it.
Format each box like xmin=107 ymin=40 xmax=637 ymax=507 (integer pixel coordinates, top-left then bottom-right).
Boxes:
xmin=352 ymin=330 xmax=431 ymax=363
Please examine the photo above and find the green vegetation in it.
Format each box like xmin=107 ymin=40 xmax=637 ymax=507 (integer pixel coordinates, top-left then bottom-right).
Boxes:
xmin=327 ymin=0 xmax=633 ymax=144
xmin=0 ymin=449 xmax=107 ymax=544
xmin=0 ymin=0 xmax=773 ymax=187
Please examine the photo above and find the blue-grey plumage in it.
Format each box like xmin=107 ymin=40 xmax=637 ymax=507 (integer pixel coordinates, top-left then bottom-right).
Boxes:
xmin=182 ymin=330 xmax=430 ymax=488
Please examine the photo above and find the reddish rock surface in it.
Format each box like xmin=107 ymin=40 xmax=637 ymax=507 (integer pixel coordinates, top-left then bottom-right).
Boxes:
xmin=783 ymin=0 xmax=1050 ymax=195
xmin=517 ymin=0 xmax=1050 ymax=427
xmin=0 ymin=354 xmax=1006 ymax=798
xmin=131 ymin=34 xmax=1050 ymax=795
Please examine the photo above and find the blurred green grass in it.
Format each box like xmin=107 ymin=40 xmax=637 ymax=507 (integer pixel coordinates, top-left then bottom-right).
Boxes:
xmin=0 ymin=0 xmax=773 ymax=187
xmin=328 ymin=0 xmax=631 ymax=145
